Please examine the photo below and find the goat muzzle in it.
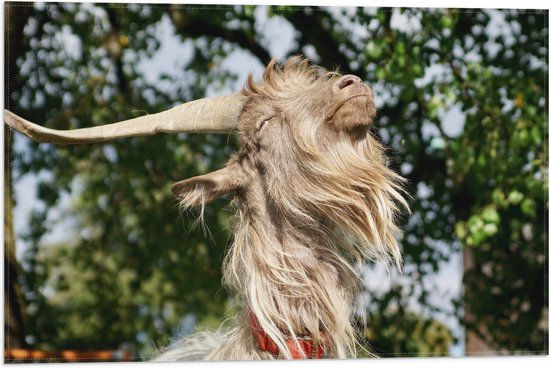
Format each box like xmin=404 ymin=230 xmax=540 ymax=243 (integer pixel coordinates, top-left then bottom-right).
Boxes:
xmin=327 ymin=75 xmax=376 ymax=131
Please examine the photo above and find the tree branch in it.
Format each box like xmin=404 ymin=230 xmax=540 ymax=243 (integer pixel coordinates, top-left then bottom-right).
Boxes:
xmin=284 ymin=8 xmax=354 ymax=74
xmin=167 ymin=8 xmax=271 ymax=65
xmin=105 ymin=7 xmax=129 ymax=97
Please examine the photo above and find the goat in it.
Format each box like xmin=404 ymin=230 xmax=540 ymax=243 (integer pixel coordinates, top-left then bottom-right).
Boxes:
xmin=4 ymin=57 xmax=408 ymax=360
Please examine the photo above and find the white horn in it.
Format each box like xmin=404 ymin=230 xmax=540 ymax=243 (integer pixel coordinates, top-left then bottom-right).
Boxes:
xmin=3 ymin=92 xmax=245 ymax=144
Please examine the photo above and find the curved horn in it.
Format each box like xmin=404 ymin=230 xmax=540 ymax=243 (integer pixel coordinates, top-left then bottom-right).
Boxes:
xmin=3 ymin=92 xmax=245 ymax=144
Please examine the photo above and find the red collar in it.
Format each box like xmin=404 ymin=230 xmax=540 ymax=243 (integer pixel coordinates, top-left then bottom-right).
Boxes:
xmin=247 ymin=308 xmax=327 ymax=359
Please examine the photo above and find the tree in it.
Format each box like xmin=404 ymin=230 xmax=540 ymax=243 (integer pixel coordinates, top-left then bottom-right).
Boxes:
xmin=4 ymin=3 xmax=547 ymax=358
xmin=4 ymin=2 xmax=33 ymax=350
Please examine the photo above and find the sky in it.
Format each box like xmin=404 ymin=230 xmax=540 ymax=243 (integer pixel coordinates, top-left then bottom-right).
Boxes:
xmin=9 ymin=3 xmax=528 ymax=357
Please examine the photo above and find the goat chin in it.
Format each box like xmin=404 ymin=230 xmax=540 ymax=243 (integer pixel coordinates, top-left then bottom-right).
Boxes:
xmin=154 ymin=325 xmax=276 ymax=361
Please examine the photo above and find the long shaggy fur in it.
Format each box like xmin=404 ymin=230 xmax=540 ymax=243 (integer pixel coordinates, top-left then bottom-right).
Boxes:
xmin=157 ymin=57 xmax=408 ymax=361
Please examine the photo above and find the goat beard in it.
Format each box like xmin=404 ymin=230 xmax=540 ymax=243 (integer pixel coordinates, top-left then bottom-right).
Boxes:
xmin=183 ymin=129 xmax=409 ymax=360
xmin=318 ymin=133 xmax=407 ymax=266
xmin=215 ymin=131 xmax=408 ymax=359
xmin=268 ymin=130 xmax=408 ymax=267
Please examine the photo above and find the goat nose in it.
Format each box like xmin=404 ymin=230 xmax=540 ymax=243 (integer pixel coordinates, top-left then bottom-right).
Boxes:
xmin=334 ymin=75 xmax=363 ymax=92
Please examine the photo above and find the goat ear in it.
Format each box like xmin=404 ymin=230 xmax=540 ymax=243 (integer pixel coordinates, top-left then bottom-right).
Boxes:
xmin=171 ymin=164 xmax=243 ymax=207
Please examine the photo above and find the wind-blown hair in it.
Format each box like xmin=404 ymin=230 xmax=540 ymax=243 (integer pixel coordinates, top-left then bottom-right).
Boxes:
xmin=159 ymin=57 xmax=408 ymax=360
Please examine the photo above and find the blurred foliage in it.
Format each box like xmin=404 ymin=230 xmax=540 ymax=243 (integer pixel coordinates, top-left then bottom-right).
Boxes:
xmin=4 ymin=2 xmax=548 ymax=357
xmin=361 ymin=311 xmax=453 ymax=357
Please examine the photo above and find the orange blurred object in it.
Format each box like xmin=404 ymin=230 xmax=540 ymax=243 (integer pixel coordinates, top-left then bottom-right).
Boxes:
xmin=4 ymin=348 xmax=134 ymax=362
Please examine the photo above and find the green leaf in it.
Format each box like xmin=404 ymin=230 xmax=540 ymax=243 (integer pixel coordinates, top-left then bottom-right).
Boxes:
xmin=243 ymin=5 xmax=255 ymax=17
xmin=521 ymin=198 xmax=536 ymax=218
xmin=492 ymin=189 xmax=506 ymax=206
xmin=366 ymin=40 xmax=383 ymax=59
xmin=375 ymin=66 xmax=386 ymax=80
xmin=455 ymin=221 xmax=467 ymax=240
xmin=508 ymin=190 xmax=524 ymax=205
xmin=440 ymin=15 xmax=453 ymax=29
xmin=411 ymin=63 xmax=423 ymax=77
xmin=395 ymin=41 xmax=405 ymax=55
xmin=483 ymin=223 xmax=498 ymax=236
xmin=481 ymin=207 xmax=500 ymax=224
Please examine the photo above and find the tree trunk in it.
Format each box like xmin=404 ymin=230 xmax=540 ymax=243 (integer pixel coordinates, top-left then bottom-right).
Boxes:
xmin=4 ymin=2 xmax=32 ymax=350
xmin=463 ymin=247 xmax=495 ymax=355
xmin=4 ymin=127 xmax=27 ymax=350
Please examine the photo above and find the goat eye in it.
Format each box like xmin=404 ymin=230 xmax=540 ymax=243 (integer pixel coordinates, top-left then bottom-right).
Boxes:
xmin=256 ymin=117 xmax=272 ymax=131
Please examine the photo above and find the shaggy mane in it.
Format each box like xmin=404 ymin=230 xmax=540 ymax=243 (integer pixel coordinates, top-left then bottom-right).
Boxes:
xmin=157 ymin=57 xmax=408 ymax=361
xmin=243 ymin=57 xmax=339 ymax=99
